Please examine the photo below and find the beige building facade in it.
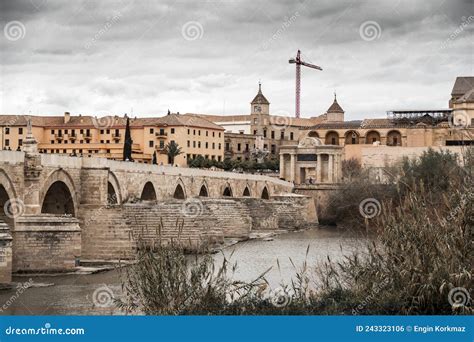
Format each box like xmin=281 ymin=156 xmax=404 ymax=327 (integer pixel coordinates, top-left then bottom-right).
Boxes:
xmin=0 ymin=113 xmax=224 ymax=167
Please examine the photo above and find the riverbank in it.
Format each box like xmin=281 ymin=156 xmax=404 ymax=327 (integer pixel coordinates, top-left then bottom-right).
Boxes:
xmin=0 ymin=227 xmax=363 ymax=315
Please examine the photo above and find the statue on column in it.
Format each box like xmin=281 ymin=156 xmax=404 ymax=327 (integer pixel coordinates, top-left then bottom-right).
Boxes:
xmin=250 ymin=135 xmax=269 ymax=163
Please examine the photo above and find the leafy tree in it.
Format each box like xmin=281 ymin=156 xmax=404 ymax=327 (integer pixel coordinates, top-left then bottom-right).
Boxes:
xmin=163 ymin=141 xmax=183 ymax=165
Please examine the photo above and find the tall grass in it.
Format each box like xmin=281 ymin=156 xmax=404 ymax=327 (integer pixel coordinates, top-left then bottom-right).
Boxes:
xmin=118 ymin=148 xmax=473 ymax=315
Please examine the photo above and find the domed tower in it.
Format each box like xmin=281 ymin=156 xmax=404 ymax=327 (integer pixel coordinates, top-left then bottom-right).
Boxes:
xmin=326 ymin=92 xmax=344 ymax=122
xmin=250 ymin=82 xmax=270 ymax=115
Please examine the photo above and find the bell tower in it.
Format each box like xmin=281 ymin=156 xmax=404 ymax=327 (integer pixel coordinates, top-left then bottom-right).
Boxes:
xmin=250 ymin=82 xmax=270 ymax=115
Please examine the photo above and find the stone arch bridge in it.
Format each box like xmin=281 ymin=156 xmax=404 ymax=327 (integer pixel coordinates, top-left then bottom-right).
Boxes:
xmin=0 ymin=150 xmax=316 ymax=279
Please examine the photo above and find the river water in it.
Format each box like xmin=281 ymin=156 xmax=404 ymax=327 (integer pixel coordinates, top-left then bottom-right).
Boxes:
xmin=0 ymin=227 xmax=366 ymax=315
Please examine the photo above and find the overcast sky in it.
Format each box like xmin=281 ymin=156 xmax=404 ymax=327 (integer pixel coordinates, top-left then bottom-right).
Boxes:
xmin=0 ymin=0 xmax=472 ymax=120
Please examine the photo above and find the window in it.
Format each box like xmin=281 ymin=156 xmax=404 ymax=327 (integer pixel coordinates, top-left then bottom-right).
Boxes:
xmin=331 ymin=137 xmax=336 ymax=145
xmin=212 ymin=142 xmax=215 ymax=149
xmin=198 ymin=130 xmax=201 ymax=136
xmin=64 ymin=141 xmax=68 ymax=144
xmin=80 ymin=129 xmax=84 ymax=134
xmin=5 ymin=128 xmax=9 ymax=134
xmin=64 ymin=129 xmax=68 ymax=134
xmin=100 ymin=129 xmax=104 ymax=134
xmin=271 ymin=131 xmax=275 ymax=139
xmin=193 ymin=141 xmax=196 ymax=148
xmin=271 ymin=144 xmax=276 ymax=154
xmin=188 ymin=129 xmax=190 ymax=134
xmin=245 ymin=144 xmax=249 ymax=151
xmin=18 ymin=128 xmax=23 ymax=135
xmin=212 ymin=132 xmax=215 ymax=137
xmin=253 ymin=130 xmax=257 ymax=135
xmin=106 ymin=149 xmax=111 ymax=153
xmin=106 ymin=140 xmax=110 ymax=143
xmin=280 ymin=131 xmax=284 ymax=139
xmin=171 ymin=128 xmax=175 ymax=134
xmin=5 ymin=139 xmax=9 ymax=146
xmin=218 ymin=143 xmax=221 ymax=150
xmin=18 ymin=139 xmax=23 ymax=146
xmin=159 ymin=140 xmax=164 ymax=148
xmin=218 ymin=156 xmax=222 ymax=162
xmin=225 ymin=143 xmax=230 ymax=151
xmin=198 ymin=141 xmax=201 ymax=148
xmin=150 ymin=128 xmax=154 ymax=134
xmin=263 ymin=130 xmax=267 ymax=138
xmin=205 ymin=142 xmax=208 ymax=148
xmin=149 ymin=141 xmax=154 ymax=147
xmin=187 ymin=140 xmax=190 ymax=147
xmin=290 ymin=132 xmax=294 ymax=140
xmin=193 ymin=129 xmax=196 ymax=135
xmin=237 ymin=143 xmax=241 ymax=151
xmin=264 ymin=144 xmax=267 ymax=149
xmin=100 ymin=140 xmax=104 ymax=143
xmin=160 ymin=128 xmax=165 ymax=135
xmin=50 ymin=140 xmax=54 ymax=144
xmin=206 ymin=131 xmax=208 ymax=137
xmin=218 ymin=132 xmax=221 ymax=138
xmin=106 ymin=129 xmax=110 ymax=134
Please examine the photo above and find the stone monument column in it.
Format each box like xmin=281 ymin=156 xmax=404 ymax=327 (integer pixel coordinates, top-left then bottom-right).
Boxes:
xmin=328 ymin=154 xmax=334 ymax=183
xmin=22 ymin=119 xmax=43 ymax=215
xmin=279 ymin=153 xmax=285 ymax=179
xmin=289 ymin=153 xmax=296 ymax=183
xmin=316 ymin=154 xmax=322 ymax=183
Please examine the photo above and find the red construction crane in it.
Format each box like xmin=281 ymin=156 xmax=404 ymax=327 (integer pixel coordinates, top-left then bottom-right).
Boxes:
xmin=289 ymin=50 xmax=322 ymax=118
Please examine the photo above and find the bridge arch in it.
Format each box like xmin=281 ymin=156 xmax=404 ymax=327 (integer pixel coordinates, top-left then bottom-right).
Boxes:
xmin=141 ymin=181 xmax=157 ymax=201
xmin=0 ymin=169 xmax=18 ymax=227
xmin=261 ymin=186 xmax=270 ymax=199
xmin=222 ymin=183 xmax=233 ymax=197
xmin=107 ymin=172 xmax=122 ymax=205
xmin=242 ymin=185 xmax=251 ymax=197
xmin=40 ymin=169 xmax=77 ymax=216
xmin=173 ymin=179 xmax=186 ymax=199
xmin=198 ymin=182 xmax=209 ymax=197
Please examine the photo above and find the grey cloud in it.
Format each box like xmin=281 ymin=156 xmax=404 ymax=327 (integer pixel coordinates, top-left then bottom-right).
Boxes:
xmin=1 ymin=0 xmax=472 ymax=118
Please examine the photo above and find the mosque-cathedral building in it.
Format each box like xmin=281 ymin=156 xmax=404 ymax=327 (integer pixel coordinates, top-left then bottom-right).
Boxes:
xmin=0 ymin=77 xmax=472 ymax=174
